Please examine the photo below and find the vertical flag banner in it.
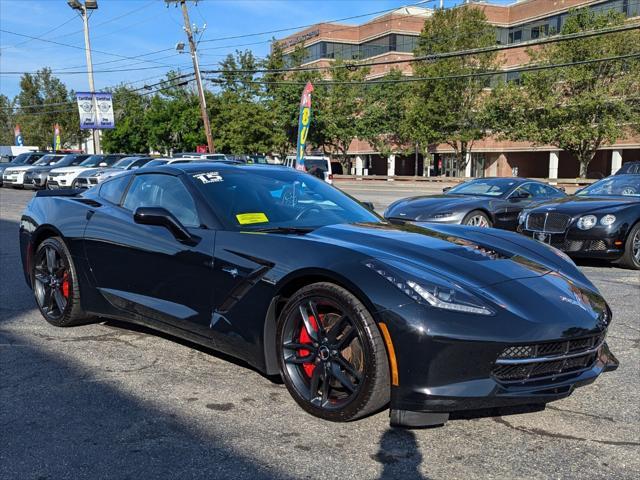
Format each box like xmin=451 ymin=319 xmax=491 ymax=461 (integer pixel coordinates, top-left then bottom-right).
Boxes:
xmin=53 ymin=124 xmax=61 ymax=151
xmin=76 ymin=92 xmax=115 ymax=129
xmin=296 ymin=81 xmax=314 ymax=170
xmin=76 ymin=92 xmax=96 ymax=129
xmin=14 ymin=125 xmax=23 ymax=146
xmin=95 ymin=92 xmax=115 ymax=129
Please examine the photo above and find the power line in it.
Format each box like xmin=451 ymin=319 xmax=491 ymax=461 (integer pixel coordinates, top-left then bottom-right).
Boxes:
xmin=0 ymin=15 xmax=78 ymax=51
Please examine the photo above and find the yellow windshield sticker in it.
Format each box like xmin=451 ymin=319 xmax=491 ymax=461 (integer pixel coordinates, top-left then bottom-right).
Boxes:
xmin=236 ymin=213 xmax=269 ymax=225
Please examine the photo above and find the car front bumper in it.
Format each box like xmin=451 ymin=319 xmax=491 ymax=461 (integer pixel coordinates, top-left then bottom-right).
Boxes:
xmin=2 ymin=171 xmax=26 ymax=187
xmin=375 ymin=284 xmax=618 ymax=421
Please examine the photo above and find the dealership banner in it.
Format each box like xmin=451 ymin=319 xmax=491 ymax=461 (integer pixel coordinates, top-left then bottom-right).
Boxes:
xmin=14 ymin=125 xmax=23 ymax=146
xmin=53 ymin=124 xmax=61 ymax=151
xmin=295 ymin=81 xmax=314 ymax=170
xmin=76 ymin=92 xmax=115 ymax=129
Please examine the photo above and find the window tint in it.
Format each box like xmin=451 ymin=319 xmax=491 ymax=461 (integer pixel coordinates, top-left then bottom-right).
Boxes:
xmin=99 ymin=175 xmax=131 ymax=204
xmin=515 ymin=183 xmax=553 ymax=198
xmin=123 ymin=174 xmax=200 ymax=227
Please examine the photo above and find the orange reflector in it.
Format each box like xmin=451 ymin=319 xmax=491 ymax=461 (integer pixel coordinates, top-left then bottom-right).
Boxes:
xmin=378 ymin=322 xmax=399 ymax=386
xmin=614 ymin=240 xmax=623 ymax=246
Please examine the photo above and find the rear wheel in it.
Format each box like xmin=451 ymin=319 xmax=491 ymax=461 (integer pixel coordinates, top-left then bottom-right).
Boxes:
xmin=462 ymin=210 xmax=492 ymax=228
xmin=618 ymin=222 xmax=640 ymax=270
xmin=32 ymin=237 xmax=88 ymax=326
xmin=277 ymin=282 xmax=390 ymax=422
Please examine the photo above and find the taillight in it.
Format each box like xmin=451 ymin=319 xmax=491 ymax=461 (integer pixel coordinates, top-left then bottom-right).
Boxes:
xmin=328 ymin=174 xmax=333 ymax=180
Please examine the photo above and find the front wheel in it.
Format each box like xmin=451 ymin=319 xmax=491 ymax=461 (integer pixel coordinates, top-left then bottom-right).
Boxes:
xmin=462 ymin=210 xmax=492 ymax=228
xmin=617 ymin=222 xmax=640 ymax=270
xmin=277 ymin=282 xmax=390 ymax=422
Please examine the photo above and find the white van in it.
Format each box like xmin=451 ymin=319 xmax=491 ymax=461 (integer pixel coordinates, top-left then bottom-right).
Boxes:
xmin=283 ymin=155 xmax=338 ymax=184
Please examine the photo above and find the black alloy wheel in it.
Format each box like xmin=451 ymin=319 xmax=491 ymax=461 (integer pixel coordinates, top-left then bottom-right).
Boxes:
xmin=33 ymin=237 xmax=87 ymax=326
xmin=277 ymin=282 xmax=390 ymax=421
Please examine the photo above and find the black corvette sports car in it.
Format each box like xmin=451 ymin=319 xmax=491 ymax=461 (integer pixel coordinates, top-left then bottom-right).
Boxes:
xmin=20 ymin=164 xmax=618 ymax=427
xmin=384 ymin=178 xmax=565 ymax=230
xmin=519 ymin=174 xmax=640 ymax=269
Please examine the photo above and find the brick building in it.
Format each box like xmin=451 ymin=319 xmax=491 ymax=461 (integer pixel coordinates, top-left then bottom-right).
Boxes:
xmin=276 ymin=0 xmax=640 ymax=179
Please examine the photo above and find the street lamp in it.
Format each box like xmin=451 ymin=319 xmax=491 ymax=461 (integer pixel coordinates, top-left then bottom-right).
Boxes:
xmin=67 ymin=0 xmax=100 ymax=154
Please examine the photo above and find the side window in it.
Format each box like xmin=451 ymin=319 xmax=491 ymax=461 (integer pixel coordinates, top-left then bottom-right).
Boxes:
xmin=123 ymin=174 xmax=200 ymax=227
xmin=99 ymin=175 xmax=131 ymax=205
xmin=540 ymin=184 xmax=561 ymax=197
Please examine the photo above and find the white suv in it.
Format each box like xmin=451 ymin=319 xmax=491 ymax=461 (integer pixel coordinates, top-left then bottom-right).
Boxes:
xmin=47 ymin=154 xmax=126 ymax=189
xmin=283 ymin=155 xmax=336 ymax=184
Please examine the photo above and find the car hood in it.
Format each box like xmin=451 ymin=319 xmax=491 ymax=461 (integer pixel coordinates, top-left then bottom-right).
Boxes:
xmin=528 ymin=195 xmax=639 ymax=215
xmin=308 ymin=222 xmax=594 ymax=290
xmin=50 ymin=166 xmax=88 ymax=174
xmin=76 ymin=167 xmax=105 ymax=178
xmin=385 ymin=194 xmax=493 ymax=219
xmin=3 ymin=165 xmax=37 ymax=173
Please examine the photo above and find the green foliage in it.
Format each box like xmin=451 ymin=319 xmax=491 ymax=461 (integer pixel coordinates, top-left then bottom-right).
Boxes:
xmin=488 ymin=8 xmax=640 ymax=177
xmin=407 ymin=6 xmax=498 ymax=173
xmin=101 ymin=85 xmax=151 ymax=153
xmin=13 ymin=68 xmax=86 ymax=150
xmin=0 ymin=94 xmax=15 ymax=145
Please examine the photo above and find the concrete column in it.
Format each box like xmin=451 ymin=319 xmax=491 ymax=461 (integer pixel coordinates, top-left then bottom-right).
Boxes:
xmin=464 ymin=152 xmax=472 ymax=177
xmin=387 ymin=154 xmax=395 ymax=180
xmin=611 ymin=150 xmax=622 ymax=175
xmin=355 ymin=155 xmax=363 ymax=176
xmin=548 ymin=150 xmax=559 ymax=184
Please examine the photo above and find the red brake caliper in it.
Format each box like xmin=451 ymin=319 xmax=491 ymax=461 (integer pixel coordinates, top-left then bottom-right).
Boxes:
xmin=61 ymin=272 xmax=70 ymax=298
xmin=299 ymin=315 xmax=319 ymax=377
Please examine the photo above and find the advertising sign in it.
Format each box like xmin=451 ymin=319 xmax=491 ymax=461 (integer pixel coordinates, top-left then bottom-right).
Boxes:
xmin=295 ymin=81 xmax=314 ymax=170
xmin=76 ymin=92 xmax=115 ymax=129
xmin=14 ymin=125 xmax=23 ymax=146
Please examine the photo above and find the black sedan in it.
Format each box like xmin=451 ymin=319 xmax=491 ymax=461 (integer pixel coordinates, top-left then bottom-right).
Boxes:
xmin=19 ymin=164 xmax=617 ymax=427
xmin=384 ymin=178 xmax=566 ymax=231
xmin=519 ymin=174 xmax=640 ymax=269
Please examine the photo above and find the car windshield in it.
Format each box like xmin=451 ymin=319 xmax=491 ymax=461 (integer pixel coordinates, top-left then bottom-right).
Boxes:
xmin=112 ymin=157 xmax=139 ymax=169
xmin=145 ymin=159 xmax=168 ymax=167
xmin=576 ymin=175 xmax=640 ymax=197
xmin=33 ymin=155 xmax=62 ymax=166
xmin=447 ymin=178 xmax=519 ymax=197
xmin=80 ymin=155 xmax=105 ymax=167
xmin=192 ymin=168 xmax=380 ymax=230
xmin=10 ymin=153 xmax=31 ymax=164
xmin=302 ymin=159 xmax=328 ymax=172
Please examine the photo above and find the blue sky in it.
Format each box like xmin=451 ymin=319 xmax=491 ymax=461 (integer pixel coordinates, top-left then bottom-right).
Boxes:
xmin=0 ymin=0 xmax=507 ymax=98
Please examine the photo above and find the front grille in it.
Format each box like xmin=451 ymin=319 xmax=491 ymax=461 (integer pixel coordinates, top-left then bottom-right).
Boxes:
xmin=493 ymin=332 xmax=605 ymax=383
xmin=526 ymin=212 xmax=571 ymax=233
xmin=550 ymin=239 xmax=608 ymax=253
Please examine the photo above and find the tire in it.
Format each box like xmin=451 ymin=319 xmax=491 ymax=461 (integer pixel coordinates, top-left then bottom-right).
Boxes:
xmin=462 ymin=210 xmax=492 ymax=228
xmin=276 ymin=282 xmax=390 ymax=422
xmin=617 ymin=222 xmax=640 ymax=270
xmin=32 ymin=237 xmax=89 ymax=327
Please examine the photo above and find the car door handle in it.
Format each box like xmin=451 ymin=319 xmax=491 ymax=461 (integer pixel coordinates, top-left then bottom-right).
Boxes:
xmin=222 ymin=266 xmax=239 ymax=278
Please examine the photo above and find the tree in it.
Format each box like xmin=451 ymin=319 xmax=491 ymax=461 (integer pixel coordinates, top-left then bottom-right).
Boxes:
xmin=101 ymin=85 xmax=151 ymax=153
xmin=360 ymin=69 xmax=413 ymax=158
xmin=317 ymin=59 xmax=369 ymax=171
xmin=0 ymin=94 xmax=15 ymax=145
xmin=407 ymin=6 xmax=498 ymax=174
xmin=13 ymin=68 xmax=85 ymax=149
xmin=488 ymin=8 xmax=640 ymax=178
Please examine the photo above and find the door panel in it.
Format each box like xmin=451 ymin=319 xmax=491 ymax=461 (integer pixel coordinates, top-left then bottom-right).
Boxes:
xmin=83 ymin=203 xmax=216 ymax=337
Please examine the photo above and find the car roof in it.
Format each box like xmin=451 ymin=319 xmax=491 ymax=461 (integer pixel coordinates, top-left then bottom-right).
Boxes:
xmin=129 ymin=161 xmax=287 ymax=176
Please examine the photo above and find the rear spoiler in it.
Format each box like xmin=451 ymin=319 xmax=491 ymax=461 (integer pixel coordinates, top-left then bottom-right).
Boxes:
xmin=35 ymin=188 xmax=83 ymax=198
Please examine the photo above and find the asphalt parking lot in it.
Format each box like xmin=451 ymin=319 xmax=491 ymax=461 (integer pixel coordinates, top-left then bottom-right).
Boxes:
xmin=1 ymin=185 xmax=638 ymax=480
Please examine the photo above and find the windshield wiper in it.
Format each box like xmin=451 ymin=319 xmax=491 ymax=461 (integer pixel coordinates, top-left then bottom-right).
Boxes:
xmin=250 ymin=226 xmax=316 ymax=234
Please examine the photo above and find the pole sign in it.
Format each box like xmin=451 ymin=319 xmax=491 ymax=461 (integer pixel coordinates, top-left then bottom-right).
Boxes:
xmin=14 ymin=125 xmax=23 ymax=146
xmin=295 ymin=81 xmax=314 ymax=171
xmin=76 ymin=92 xmax=115 ymax=129
xmin=53 ymin=124 xmax=61 ymax=151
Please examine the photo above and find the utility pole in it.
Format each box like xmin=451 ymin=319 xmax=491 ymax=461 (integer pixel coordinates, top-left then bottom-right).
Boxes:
xmin=68 ymin=0 xmax=100 ymax=154
xmin=167 ymin=0 xmax=215 ymax=153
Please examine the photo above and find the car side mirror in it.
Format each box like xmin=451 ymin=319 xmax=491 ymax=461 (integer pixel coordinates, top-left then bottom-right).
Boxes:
xmin=510 ymin=190 xmax=531 ymax=201
xmin=99 ymin=162 xmax=108 ymax=167
xmin=442 ymin=186 xmax=452 ymax=193
xmin=133 ymin=207 xmax=196 ymax=244
xmin=362 ymin=201 xmax=375 ymax=211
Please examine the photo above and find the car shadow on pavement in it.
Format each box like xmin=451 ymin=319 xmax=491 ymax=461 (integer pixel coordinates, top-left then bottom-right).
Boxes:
xmin=0 ymin=327 xmax=296 ymax=480
xmin=372 ymin=428 xmax=429 ymax=480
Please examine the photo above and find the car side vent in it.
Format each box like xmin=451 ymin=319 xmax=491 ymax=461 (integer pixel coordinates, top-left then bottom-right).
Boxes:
xmin=444 ymin=244 xmax=510 ymax=261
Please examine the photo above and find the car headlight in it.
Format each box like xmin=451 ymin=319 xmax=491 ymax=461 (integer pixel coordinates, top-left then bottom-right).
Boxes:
xmin=365 ymin=259 xmax=494 ymax=316
xmin=577 ymin=215 xmax=597 ymax=230
xmin=600 ymin=214 xmax=616 ymax=226
xmin=430 ymin=212 xmax=454 ymax=219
